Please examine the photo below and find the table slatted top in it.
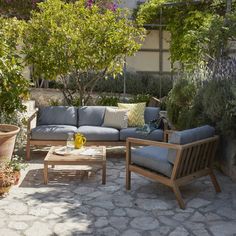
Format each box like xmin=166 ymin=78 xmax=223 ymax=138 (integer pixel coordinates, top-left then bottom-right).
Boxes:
xmin=44 ymin=146 xmax=106 ymax=164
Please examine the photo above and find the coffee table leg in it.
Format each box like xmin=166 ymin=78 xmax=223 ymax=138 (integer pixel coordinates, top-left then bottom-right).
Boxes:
xmin=44 ymin=163 xmax=48 ymax=185
xmin=102 ymin=162 xmax=106 ymax=185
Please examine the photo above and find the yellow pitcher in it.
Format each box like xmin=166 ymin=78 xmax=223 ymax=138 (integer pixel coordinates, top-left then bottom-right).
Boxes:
xmin=74 ymin=133 xmax=86 ymax=149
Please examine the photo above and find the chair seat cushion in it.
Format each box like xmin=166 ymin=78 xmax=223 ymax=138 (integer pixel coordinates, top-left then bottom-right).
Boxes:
xmin=120 ymin=128 xmax=163 ymax=141
xmin=131 ymin=146 xmax=173 ymax=177
xmin=31 ymin=125 xmax=77 ymax=140
xmin=77 ymin=126 xmax=119 ymax=141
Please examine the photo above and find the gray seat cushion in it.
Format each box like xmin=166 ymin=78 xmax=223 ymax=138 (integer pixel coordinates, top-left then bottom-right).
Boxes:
xmin=31 ymin=125 xmax=77 ymax=140
xmin=132 ymin=146 xmax=173 ymax=177
xmin=78 ymin=106 xmax=106 ymax=127
xmin=167 ymin=125 xmax=215 ymax=164
xmin=144 ymin=107 xmax=160 ymax=123
xmin=77 ymin=126 xmax=119 ymax=141
xmin=37 ymin=106 xmax=77 ymax=126
xmin=120 ymin=128 xmax=163 ymax=141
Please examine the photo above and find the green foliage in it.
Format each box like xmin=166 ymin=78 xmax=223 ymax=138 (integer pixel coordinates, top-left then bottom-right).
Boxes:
xmin=92 ymin=72 xmax=173 ymax=98
xmin=166 ymin=78 xmax=198 ymax=130
xmin=129 ymin=94 xmax=151 ymax=105
xmin=137 ymin=0 xmax=236 ymax=70
xmin=200 ymin=79 xmax=236 ymax=137
xmin=96 ymin=95 xmax=119 ymax=106
xmin=8 ymin=155 xmax=28 ymax=171
xmin=23 ymin=0 xmax=145 ymax=105
xmin=167 ymin=57 xmax=236 ymax=137
xmin=49 ymin=99 xmax=63 ymax=106
xmin=0 ymin=17 xmax=29 ymax=119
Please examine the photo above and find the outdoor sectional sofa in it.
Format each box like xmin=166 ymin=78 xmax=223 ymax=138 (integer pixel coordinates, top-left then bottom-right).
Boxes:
xmin=26 ymin=106 xmax=163 ymax=160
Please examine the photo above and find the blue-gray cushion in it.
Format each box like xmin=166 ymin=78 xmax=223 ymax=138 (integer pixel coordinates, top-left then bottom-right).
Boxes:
xmin=78 ymin=106 xmax=106 ymax=127
xmin=120 ymin=128 xmax=163 ymax=141
xmin=144 ymin=107 xmax=160 ymax=123
xmin=131 ymin=146 xmax=173 ymax=177
xmin=77 ymin=126 xmax=119 ymax=141
xmin=169 ymin=125 xmax=215 ymax=145
xmin=31 ymin=125 xmax=77 ymax=140
xmin=37 ymin=106 xmax=77 ymax=126
xmin=167 ymin=125 xmax=215 ymax=164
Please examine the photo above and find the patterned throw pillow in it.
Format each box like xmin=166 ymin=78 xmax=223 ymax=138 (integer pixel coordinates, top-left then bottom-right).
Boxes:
xmin=118 ymin=102 xmax=146 ymax=127
xmin=102 ymin=107 xmax=129 ymax=129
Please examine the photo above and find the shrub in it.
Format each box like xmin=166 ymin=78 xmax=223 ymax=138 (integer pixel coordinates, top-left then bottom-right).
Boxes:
xmin=167 ymin=57 xmax=236 ymax=137
xmin=0 ymin=17 xmax=29 ymax=121
xmin=93 ymin=72 xmax=173 ymax=98
xmin=96 ymin=95 xmax=120 ymax=106
xmin=166 ymin=78 xmax=198 ymax=130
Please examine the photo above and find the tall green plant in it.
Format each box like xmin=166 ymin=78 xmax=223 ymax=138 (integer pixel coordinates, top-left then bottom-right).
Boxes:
xmin=23 ymin=0 xmax=145 ymax=105
xmin=0 ymin=17 xmax=29 ymax=120
xmin=166 ymin=78 xmax=198 ymax=130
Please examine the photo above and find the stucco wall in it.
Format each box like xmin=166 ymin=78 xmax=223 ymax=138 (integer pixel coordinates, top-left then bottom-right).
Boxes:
xmin=127 ymin=30 xmax=172 ymax=73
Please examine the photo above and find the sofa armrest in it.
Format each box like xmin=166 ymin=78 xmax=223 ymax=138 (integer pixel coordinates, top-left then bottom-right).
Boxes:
xmin=164 ymin=130 xmax=175 ymax=142
xmin=27 ymin=109 xmax=38 ymax=136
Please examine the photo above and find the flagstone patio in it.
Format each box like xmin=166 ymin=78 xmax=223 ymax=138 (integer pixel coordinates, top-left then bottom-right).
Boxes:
xmin=0 ymin=148 xmax=236 ymax=236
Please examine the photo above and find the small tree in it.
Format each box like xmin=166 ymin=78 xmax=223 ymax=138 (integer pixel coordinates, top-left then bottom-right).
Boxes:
xmin=0 ymin=17 xmax=29 ymax=121
xmin=23 ymin=0 xmax=145 ymax=105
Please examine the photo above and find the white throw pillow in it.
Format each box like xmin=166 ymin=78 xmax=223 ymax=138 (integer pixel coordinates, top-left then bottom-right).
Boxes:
xmin=102 ymin=107 xmax=129 ymax=129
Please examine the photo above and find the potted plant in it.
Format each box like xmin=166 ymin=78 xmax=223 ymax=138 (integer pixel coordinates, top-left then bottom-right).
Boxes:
xmin=0 ymin=163 xmax=14 ymax=195
xmin=8 ymin=156 xmax=27 ymax=185
xmin=0 ymin=17 xmax=29 ymax=163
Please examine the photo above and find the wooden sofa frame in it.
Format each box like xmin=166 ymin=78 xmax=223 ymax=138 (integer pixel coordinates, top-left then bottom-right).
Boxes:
xmin=126 ymin=132 xmax=221 ymax=209
xmin=26 ymin=110 xmax=126 ymax=160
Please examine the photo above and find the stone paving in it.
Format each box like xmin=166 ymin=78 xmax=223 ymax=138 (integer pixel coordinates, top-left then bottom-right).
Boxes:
xmin=0 ymin=148 xmax=236 ymax=236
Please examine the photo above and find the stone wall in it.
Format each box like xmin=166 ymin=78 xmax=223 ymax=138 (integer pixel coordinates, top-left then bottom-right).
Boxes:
xmin=30 ymin=88 xmax=65 ymax=107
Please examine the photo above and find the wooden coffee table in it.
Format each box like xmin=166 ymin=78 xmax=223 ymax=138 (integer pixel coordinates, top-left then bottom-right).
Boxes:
xmin=44 ymin=146 xmax=106 ymax=185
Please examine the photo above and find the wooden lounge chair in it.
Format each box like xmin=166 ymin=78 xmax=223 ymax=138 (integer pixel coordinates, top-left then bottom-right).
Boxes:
xmin=126 ymin=125 xmax=221 ymax=209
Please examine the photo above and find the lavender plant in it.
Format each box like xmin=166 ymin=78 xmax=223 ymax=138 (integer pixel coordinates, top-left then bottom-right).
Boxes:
xmin=167 ymin=57 xmax=236 ymax=137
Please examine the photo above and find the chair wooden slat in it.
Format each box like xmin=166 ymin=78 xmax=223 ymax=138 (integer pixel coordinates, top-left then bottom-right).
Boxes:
xmin=189 ymin=144 xmax=201 ymax=174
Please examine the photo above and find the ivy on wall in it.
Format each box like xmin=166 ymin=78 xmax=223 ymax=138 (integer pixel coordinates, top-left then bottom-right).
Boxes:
xmin=137 ymin=0 xmax=236 ymax=70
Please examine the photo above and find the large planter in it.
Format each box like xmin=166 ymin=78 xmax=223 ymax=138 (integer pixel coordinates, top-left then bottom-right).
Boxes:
xmin=0 ymin=124 xmax=20 ymax=163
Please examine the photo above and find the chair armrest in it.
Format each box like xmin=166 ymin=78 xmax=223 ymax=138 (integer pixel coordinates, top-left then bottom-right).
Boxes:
xmin=27 ymin=109 xmax=38 ymax=135
xmin=164 ymin=130 xmax=175 ymax=142
xmin=126 ymin=137 xmax=182 ymax=150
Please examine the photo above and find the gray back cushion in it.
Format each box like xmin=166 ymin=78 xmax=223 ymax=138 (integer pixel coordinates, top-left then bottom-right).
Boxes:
xmin=144 ymin=107 xmax=160 ymax=123
xmin=38 ymin=106 xmax=77 ymax=126
xmin=78 ymin=106 xmax=106 ymax=126
xmin=169 ymin=125 xmax=215 ymax=145
xmin=167 ymin=125 xmax=215 ymax=164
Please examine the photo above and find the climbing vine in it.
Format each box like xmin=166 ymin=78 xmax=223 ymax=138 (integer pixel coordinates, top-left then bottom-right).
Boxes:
xmin=137 ymin=0 xmax=236 ymax=70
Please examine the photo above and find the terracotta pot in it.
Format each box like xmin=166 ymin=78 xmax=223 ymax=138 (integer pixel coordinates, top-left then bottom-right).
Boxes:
xmin=0 ymin=124 xmax=20 ymax=163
